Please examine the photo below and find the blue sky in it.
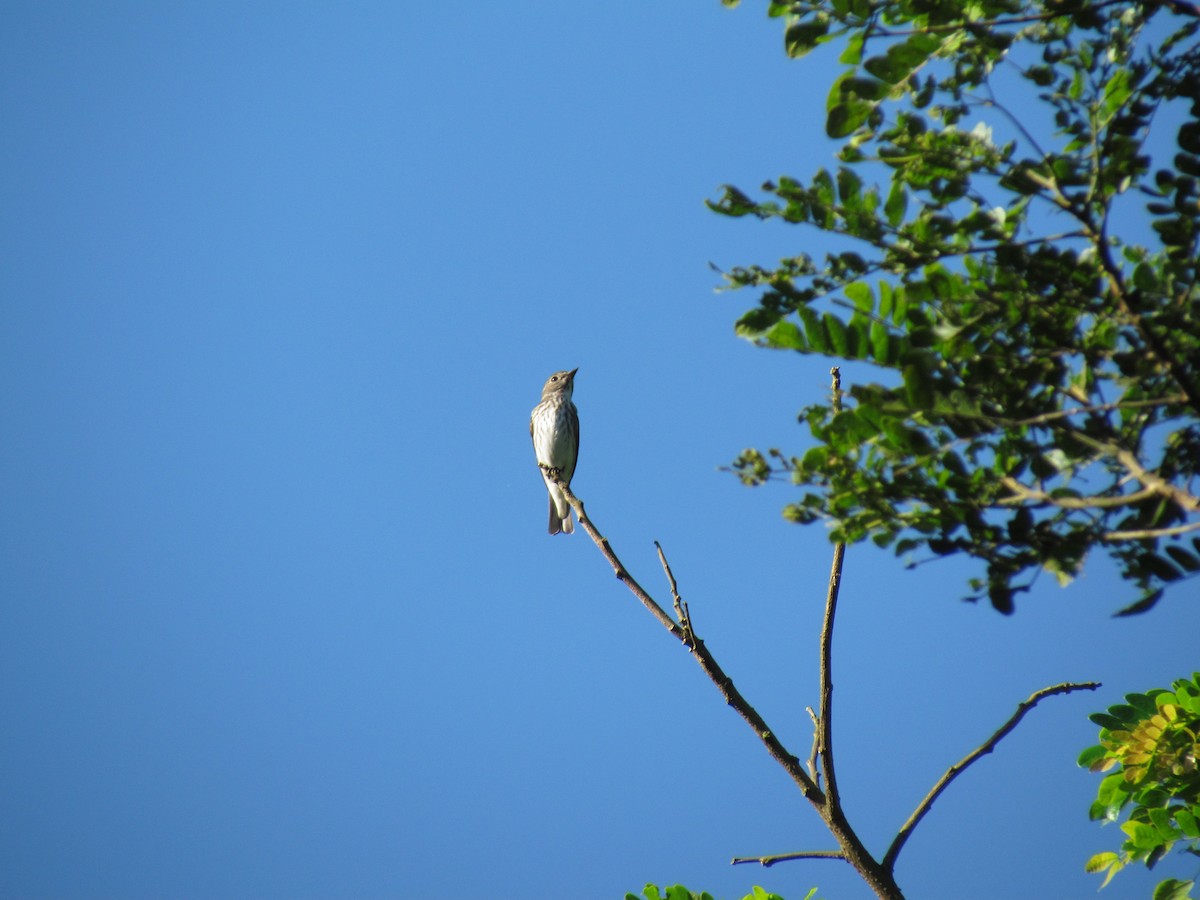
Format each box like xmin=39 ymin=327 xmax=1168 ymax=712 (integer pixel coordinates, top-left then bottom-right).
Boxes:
xmin=2 ymin=4 xmax=1197 ymax=899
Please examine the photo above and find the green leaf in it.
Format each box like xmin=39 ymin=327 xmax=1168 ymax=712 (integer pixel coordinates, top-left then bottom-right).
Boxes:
xmin=1100 ymin=68 xmax=1133 ymax=127
xmin=1175 ymin=808 xmax=1199 ymax=839
xmin=844 ymin=281 xmax=873 ymax=311
xmin=801 ymin=446 xmax=829 ymax=474
xmin=827 ymin=74 xmax=885 ymax=138
xmin=1095 ymin=773 xmax=1129 ymax=815
xmin=735 ymin=307 xmax=784 ymax=337
xmin=870 ymin=320 xmax=894 ymax=364
xmin=786 ymin=19 xmax=830 ymax=59
xmin=1124 ymin=820 xmax=1162 ymax=852
xmin=799 ymin=306 xmax=827 ymax=352
xmin=1090 ymin=712 xmax=1126 ymax=730
xmin=1143 ymin=555 xmax=1182 ymax=582
xmin=837 ymin=166 xmax=864 ymax=205
xmin=1152 ymin=879 xmax=1196 ymax=900
xmin=1116 ymin=589 xmax=1165 ymax=617
xmin=1164 ymin=546 xmax=1200 ymax=572
xmin=903 ymin=363 xmax=934 ymax=409
xmin=863 ymin=32 xmax=942 ymax=85
xmin=1109 ymin=703 xmax=1140 ymax=721
xmin=885 ymin=180 xmax=908 ymax=226
xmin=839 ymin=30 xmax=864 ymax=65
xmin=1085 ymin=851 xmax=1120 ymax=874
xmin=824 ymin=313 xmax=850 ymax=355
xmin=1148 ymin=807 xmax=1182 ymax=841
xmin=763 ymin=320 xmax=807 ymax=350
xmin=1078 ymin=744 xmax=1110 ymax=769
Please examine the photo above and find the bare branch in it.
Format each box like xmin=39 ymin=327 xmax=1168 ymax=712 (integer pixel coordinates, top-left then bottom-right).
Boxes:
xmin=998 ymin=476 xmax=1160 ymax=509
xmin=558 ymin=479 xmax=825 ymax=806
xmin=881 ymin=681 xmax=1101 ymax=873
xmin=558 ymin=484 xmax=682 ymax=636
xmin=806 ymin=705 xmax=821 ymax=785
xmin=732 ymin=850 xmax=847 ymax=867
xmin=998 ymin=395 xmax=1189 ymax=429
xmin=1111 ymin=447 xmax=1200 ymax=513
xmin=1103 ymin=520 xmax=1200 ymax=541
xmin=818 ymin=367 xmax=847 ymax=809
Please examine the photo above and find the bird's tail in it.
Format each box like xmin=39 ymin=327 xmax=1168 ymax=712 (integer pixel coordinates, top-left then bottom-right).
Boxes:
xmin=549 ymin=496 xmax=574 ymax=535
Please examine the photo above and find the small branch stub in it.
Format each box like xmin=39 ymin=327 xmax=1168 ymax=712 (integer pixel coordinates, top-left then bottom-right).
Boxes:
xmin=656 ymin=541 xmax=695 ymax=648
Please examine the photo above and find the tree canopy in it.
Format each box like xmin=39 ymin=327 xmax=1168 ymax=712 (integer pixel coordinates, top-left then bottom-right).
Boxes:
xmin=715 ymin=0 xmax=1200 ymax=613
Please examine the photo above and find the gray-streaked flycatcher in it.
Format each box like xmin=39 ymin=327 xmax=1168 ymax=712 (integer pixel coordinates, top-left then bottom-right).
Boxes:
xmin=530 ymin=368 xmax=580 ymax=535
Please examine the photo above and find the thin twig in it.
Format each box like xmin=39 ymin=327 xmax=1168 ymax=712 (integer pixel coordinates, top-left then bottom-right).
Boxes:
xmin=1103 ymin=520 xmax=1200 ymax=540
xmin=998 ymin=477 xmax=1160 ymax=509
xmin=806 ymin=706 xmax=821 ymax=785
xmin=557 ymin=479 xmax=825 ymax=805
xmin=1064 ymin=433 xmax=1200 ymax=514
xmin=656 ymin=541 xmax=695 ymax=648
xmin=881 ymin=681 xmax=1101 ymax=873
xmin=997 ymin=394 xmax=1189 ymax=429
xmin=732 ymin=850 xmax=847 ymax=867
xmin=559 ymin=484 xmax=682 ymax=637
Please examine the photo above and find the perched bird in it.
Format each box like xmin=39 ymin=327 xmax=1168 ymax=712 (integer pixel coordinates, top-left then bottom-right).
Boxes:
xmin=530 ymin=368 xmax=580 ymax=535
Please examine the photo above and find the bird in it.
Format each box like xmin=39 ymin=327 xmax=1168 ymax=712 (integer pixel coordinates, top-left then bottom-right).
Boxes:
xmin=530 ymin=368 xmax=580 ymax=535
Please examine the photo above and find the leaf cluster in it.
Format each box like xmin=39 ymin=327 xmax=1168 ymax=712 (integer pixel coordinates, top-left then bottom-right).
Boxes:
xmin=1078 ymin=673 xmax=1200 ymax=893
xmin=716 ymin=0 xmax=1200 ymax=612
xmin=626 ymin=885 xmax=807 ymax=900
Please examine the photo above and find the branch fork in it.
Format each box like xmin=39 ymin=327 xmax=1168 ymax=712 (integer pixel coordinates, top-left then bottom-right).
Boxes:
xmin=549 ymin=367 xmax=1103 ymax=899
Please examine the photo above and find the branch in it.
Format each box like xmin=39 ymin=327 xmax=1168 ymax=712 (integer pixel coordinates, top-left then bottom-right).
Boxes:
xmin=557 ymin=479 xmax=825 ymax=805
xmin=1103 ymin=520 xmax=1200 ymax=541
xmin=996 ymin=394 xmax=1189 ymax=430
xmin=805 ymin=705 xmax=820 ymax=785
xmin=872 ymin=0 xmax=1132 ymax=35
xmin=881 ymin=681 xmax=1101 ymax=873
xmin=818 ymin=367 xmax=847 ymax=809
xmin=556 ymin=371 xmax=905 ymax=897
xmin=558 ymin=484 xmax=682 ymax=636
xmin=732 ymin=850 xmax=846 ymax=867
xmin=998 ymin=476 xmax=1160 ymax=509
xmin=1111 ymin=447 xmax=1200 ymax=513
xmin=1064 ymin=432 xmax=1200 ymax=515
xmin=1093 ymin=236 xmax=1200 ymax=411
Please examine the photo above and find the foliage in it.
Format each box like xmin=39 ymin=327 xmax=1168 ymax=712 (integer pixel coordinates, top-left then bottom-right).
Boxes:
xmin=626 ymin=885 xmax=807 ymax=900
xmin=714 ymin=0 xmax=1200 ymax=612
xmin=1079 ymin=672 xmax=1200 ymax=894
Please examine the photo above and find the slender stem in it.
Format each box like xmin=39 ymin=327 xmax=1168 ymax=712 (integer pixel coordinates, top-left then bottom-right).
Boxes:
xmin=560 ymin=485 xmax=682 ymax=637
xmin=818 ymin=542 xmax=846 ymax=810
xmin=881 ymin=681 xmax=1101 ymax=872
xmin=558 ymin=480 xmax=825 ymax=806
xmin=998 ymin=476 xmax=1160 ymax=509
xmin=818 ymin=368 xmax=847 ymax=808
xmin=732 ymin=850 xmax=846 ymax=867
xmin=1103 ymin=521 xmax=1200 ymax=540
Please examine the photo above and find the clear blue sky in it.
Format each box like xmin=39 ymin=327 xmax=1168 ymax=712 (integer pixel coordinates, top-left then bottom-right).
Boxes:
xmin=2 ymin=4 xmax=1196 ymax=899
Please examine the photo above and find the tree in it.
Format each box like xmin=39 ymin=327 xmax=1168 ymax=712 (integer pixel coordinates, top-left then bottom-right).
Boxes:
xmin=714 ymin=0 xmax=1200 ymax=614
xmin=541 ymin=2 xmax=1199 ymax=897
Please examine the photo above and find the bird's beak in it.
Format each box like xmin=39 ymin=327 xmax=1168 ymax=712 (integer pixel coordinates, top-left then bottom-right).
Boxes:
xmin=568 ymin=368 xmax=579 ymax=379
